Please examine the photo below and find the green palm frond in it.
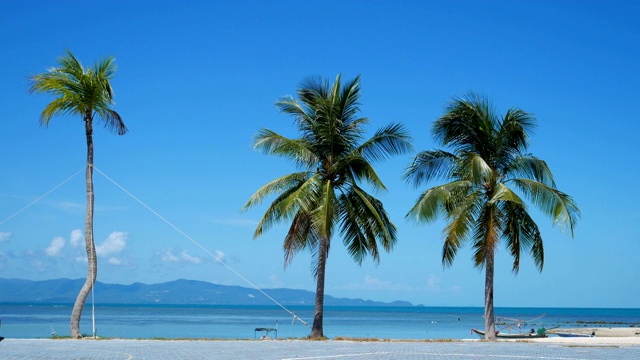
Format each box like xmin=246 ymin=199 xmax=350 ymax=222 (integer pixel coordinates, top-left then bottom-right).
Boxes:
xmin=512 ymin=179 xmax=580 ymax=235
xmin=410 ymin=92 xmax=578 ymax=276
xmin=496 ymin=108 xmax=534 ymax=163
xmin=250 ymin=174 xmax=319 ymax=238
xmin=441 ymin=188 xmax=482 ymax=267
xmin=464 ymin=153 xmax=493 ymax=185
xmin=502 ymin=201 xmax=543 ymax=273
xmin=489 ymin=183 xmax=525 ymax=205
xmin=312 ymin=180 xmax=339 ymax=240
xmin=283 ymin=211 xmax=319 ymax=267
xmin=471 ymin=204 xmax=502 ymax=269
xmin=406 ymin=180 xmax=472 ymax=224
xmin=357 ymin=123 xmax=413 ymax=163
xmin=246 ymin=74 xmax=407 ymax=282
xmin=334 ymin=155 xmax=386 ymax=192
xmin=29 ymin=50 xmax=126 ymax=135
xmin=403 ymin=150 xmax=458 ymax=188
xmin=254 ymin=129 xmax=317 ymax=167
xmin=339 ymin=186 xmax=397 ymax=264
xmin=505 ymin=155 xmax=556 ymax=186
xmin=242 ymin=172 xmax=312 ymax=210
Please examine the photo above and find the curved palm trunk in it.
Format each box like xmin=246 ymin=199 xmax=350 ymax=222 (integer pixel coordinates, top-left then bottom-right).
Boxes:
xmin=310 ymin=236 xmax=329 ymax=338
xmin=70 ymin=118 xmax=97 ymax=339
xmin=484 ymin=248 xmax=496 ymax=340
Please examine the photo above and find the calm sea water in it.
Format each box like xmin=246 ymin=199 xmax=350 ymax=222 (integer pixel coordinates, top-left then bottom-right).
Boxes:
xmin=1 ymin=303 xmax=639 ymax=340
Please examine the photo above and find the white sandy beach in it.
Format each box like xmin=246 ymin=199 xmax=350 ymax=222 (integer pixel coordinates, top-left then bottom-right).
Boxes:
xmin=526 ymin=327 xmax=640 ymax=345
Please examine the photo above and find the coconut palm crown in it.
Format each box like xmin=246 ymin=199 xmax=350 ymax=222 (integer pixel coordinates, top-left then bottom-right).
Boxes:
xmin=243 ymin=74 xmax=412 ymax=338
xmin=404 ymin=92 xmax=579 ymax=340
xmin=29 ymin=49 xmax=127 ymax=338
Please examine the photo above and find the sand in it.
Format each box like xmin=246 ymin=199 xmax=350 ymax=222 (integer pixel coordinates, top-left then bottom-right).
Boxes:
xmin=547 ymin=326 xmax=640 ymax=337
xmin=522 ymin=327 xmax=640 ymax=346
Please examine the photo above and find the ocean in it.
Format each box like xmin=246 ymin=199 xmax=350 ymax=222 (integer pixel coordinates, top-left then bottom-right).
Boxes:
xmin=1 ymin=304 xmax=638 ymax=340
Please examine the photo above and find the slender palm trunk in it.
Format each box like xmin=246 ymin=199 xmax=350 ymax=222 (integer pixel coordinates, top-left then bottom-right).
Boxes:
xmin=70 ymin=118 xmax=97 ymax=339
xmin=310 ymin=236 xmax=329 ymax=338
xmin=484 ymin=247 xmax=496 ymax=340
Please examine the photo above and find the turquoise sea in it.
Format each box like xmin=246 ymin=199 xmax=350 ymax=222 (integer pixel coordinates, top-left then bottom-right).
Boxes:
xmin=1 ymin=304 xmax=638 ymax=340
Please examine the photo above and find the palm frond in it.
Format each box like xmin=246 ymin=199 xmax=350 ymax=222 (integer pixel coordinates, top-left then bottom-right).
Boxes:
xmin=312 ymin=180 xmax=339 ymax=241
xmin=29 ymin=50 xmax=125 ymax=134
xmin=505 ymin=155 xmax=556 ymax=187
xmin=403 ymin=150 xmax=458 ymax=188
xmin=283 ymin=211 xmax=319 ymax=267
xmin=339 ymin=185 xmax=397 ymax=265
xmin=471 ymin=203 xmax=502 ymax=269
xmin=489 ymin=183 xmax=525 ymax=206
xmin=357 ymin=122 xmax=413 ymax=163
xmin=512 ymin=179 xmax=580 ymax=236
xmin=501 ymin=201 xmax=543 ymax=273
xmin=335 ymin=155 xmax=386 ymax=192
xmin=242 ymin=172 xmax=311 ymax=210
xmin=253 ymin=129 xmax=317 ymax=167
xmin=406 ymin=180 xmax=472 ymax=224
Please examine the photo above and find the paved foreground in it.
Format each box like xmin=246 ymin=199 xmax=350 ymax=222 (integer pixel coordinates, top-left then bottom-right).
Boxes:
xmin=1 ymin=338 xmax=639 ymax=360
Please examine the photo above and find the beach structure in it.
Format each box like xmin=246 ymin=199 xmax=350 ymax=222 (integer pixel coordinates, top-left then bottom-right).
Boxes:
xmin=471 ymin=328 xmax=547 ymax=339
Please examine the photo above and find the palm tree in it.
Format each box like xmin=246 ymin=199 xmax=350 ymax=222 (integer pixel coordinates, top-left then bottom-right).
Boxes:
xmin=29 ymin=50 xmax=127 ymax=338
xmin=243 ymin=74 xmax=412 ymax=338
xmin=404 ymin=93 xmax=579 ymax=340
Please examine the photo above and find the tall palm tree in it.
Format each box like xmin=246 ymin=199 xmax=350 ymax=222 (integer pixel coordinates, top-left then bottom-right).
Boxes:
xmin=29 ymin=50 xmax=127 ymax=338
xmin=404 ymin=93 xmax=579 ymax=340
xmin=243 ymin=74 xmax=412 ymax=338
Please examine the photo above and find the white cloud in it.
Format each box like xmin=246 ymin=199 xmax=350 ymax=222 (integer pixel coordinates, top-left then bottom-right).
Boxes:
xmin=363 ymin=275 xmax=393 ymax=289
xmin=46 ymin=237 xmax=65 ymax=257
xmin=161 ymin=250 xmax=179 ymax=262
xmin=70 ymin=229 xmax=83 ymax=248
xmin=75 ymin=256 xmax=87 ymax=263
xmin=0 ymin=232 xmax=11 ymax=243
xmin=214 ymin=250 xmax=225 ymax=262
xmin=340 ymin=275 xmax=414 ymax=292
xmin=181 ymin=250 xmax=202 ymax=264
xmin=108 ymin=257 xmax=122 ymax=265
xmin=57 ymin=201 xmax=84 ymax=211
xmin=427 ymin=274 xmax=442 ymax=292
xmin=96 ymin=232 xmax=127 ymax=257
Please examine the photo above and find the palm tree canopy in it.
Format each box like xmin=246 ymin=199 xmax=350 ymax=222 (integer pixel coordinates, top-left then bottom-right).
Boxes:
xmin=404 ymin=92 xmax=579 ymax=273
xmin=244 ymin=74 xmax=412 ymax=269
xmin=28 ymin=49 xmax=127 ymax=135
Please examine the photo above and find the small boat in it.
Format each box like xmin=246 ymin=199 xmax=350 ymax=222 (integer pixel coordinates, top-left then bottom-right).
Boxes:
xmin=471 ymin=328 xmax=547 ymax=339
xmin=555 ymin=332 xmax=594 ymax=338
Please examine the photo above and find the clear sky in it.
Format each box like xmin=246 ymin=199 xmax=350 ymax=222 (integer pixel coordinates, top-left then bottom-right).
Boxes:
xmin=1 ymin=0 xmax=639 ymax=309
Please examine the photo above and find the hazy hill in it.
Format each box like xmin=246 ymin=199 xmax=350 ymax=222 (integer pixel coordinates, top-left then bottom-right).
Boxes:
xmin=0 ymin=278 xmax=413 ymax=307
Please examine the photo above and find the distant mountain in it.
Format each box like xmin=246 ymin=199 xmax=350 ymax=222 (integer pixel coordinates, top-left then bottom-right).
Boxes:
xmin=0 ymin=278 xmax=413 ymax=307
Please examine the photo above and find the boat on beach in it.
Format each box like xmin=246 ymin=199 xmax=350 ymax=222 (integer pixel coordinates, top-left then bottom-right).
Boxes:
xmin=471 ymin=328 xmax=547 ymax=339
xmin=554 ymin=332 xmax=594 ymax=338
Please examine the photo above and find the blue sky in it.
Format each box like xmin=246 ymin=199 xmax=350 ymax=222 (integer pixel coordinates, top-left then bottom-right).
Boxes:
xmin=1 ymin=0 xmax=639 ymax=309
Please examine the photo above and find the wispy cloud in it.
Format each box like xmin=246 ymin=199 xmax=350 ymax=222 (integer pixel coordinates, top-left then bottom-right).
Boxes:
xmin=70 ymin=229 xmax=83 ymax=247
xmin=181 ymin=250 xmax=202 ymax=264
xmin=45 ymin=236 xmax=65 ymax=257
xmin=160 ymin=248 xmax=203 ymax=264
xmin=340 ymin=275 xmax=416 ymax=292
xmin=0 ymin=232 xmax=11 ymax=243
xmin=427 ymin=274 xmax=442 ymax=292
xmin=161 ymin=250 xmax=179 ymax=262
xmin=96 ymin=232 xmax=127 ymax=257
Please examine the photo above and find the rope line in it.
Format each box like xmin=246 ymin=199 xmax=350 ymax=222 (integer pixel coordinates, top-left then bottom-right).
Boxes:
xmin=91 ymin=165 xmax=310 ymax=328
xmin=0 ymin=168 xmax=85 ymax=226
